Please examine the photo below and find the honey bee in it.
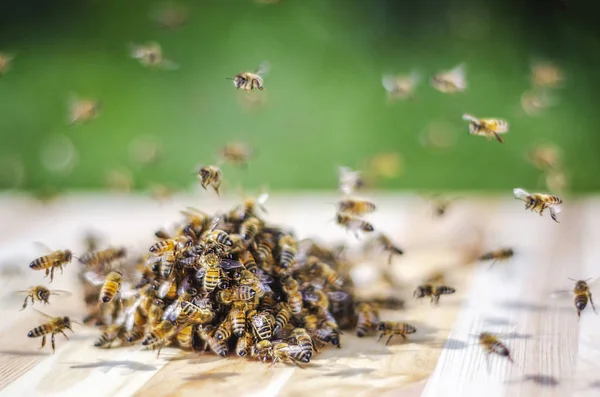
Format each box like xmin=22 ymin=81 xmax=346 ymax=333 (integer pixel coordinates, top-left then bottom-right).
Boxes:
xmin=290 ymin=328 xmax=315 ymax=359
xmin=462 ymin=114 xmax=509 ymax=143
xmin=355 ymin=303 xmax=380 ymax=337
xmin=17 ymin=286 xmax=71 ymax=310
xmin=521 ymin=89 xmax=557 ymax=116
xmin=215 ymin=319 xmax=234 ymax=342
xmin=232 ymin=191 xmax=269 ymax=221
xmin=374 ymin=234 xmax=404 ymax=264
xmin=0 ymin=52 xmax=14 ymax=76
xmin=197 ymin=253 xmax=243 ymax=293
xmin=206 ymin=330 xmax=229 ymax=356
xmin=381 ymin=71 xmax=420 ymax=101
xmin=27 ymin=310 xmax=78 ymax=353
xmin=240 ymin=217 xmax=264 ymax=241
xmin=337 ymin=198 xmax=376 ymax=216
xmin=278 ymin=235 xmax=298 ymax=268
xmin=175 ymin=324 xmax=195 ymax=349
xmin=229 ymin=62 xmax=270 ymax=93
xmin=335 ymin=212 xmax=374 ymax=237
xmin=105 ymin=168 xmax=134 ymax=192
xmin=98 ymin=271 xmax=124 ymax=303
xmin=228 ymin=301 xmax=248 ymax=337
xmin=130 ymin=42 xmax=179 ymax=70
xmin=236 ymin=331 xmax=254 ymax=357
xmin=307 ymin=258 xmax=344 ymax=288
xmin=479 ymin=332 xmax=514 ymax=364
xmin=95 ymin=323 xmax=127 ymax=348
xmin=149 ymin=235 xmax=192 ymax=255
xmin=338 ymin=166 xmax=364 ymax=196
xmin=478 ymin=248 xmax=514 ymax=266
xmin=531 ymin=61 xmax=564 ymax=89
xmin=29 ymin=249 xmax=73 ymax=283
xmin=281 ymin=275 xmax=303 ymax=314
xmin=250 ymin=311 xmax=275 ymax=341
xmin=271 ymin=342 xmax=309 ymax=367
xmin=176 ymin=300 xmax=215 ymax=326
xmin=239 ymin=270 xmax=272 ymax=298
xmin=569 ymin=278 xmax=597 ymax=320
xmin=274 ymin=303 xmax=292 ymax=333
xmin=251 ymin=339 xmax=273 ymax=362
xmin=69 ymin=96 xmax=101 ymax=125
xmin=198 ymin=166 xmax=222 ymax=196
xmin=312 ymin=321 xmax=341 ymax=348
xmin=142 ymin=320 xmax=176 ymax=357
xmin=527 ymin=145 xmax=561 ymax=171
xmin=431 ymin=63 xmax=467 ymax=93
xmin=413 ymin=284 xmax=456 ymax=304
xmin=217 ymin=285 xmax=257 ymax=304
xmin=376 ymin=321 xmax=416 ymax=345
xmin=79 ymin=247 xmax=127 ymax=269
xmin=219 ymin=142 xmax=254 ymax=168
xmin=513 ymin=188 xmax=562 ymax=222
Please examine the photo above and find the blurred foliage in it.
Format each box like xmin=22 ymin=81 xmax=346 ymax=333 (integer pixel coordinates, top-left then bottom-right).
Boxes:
xmin=0 ymin=0 xmax=599 ymax=193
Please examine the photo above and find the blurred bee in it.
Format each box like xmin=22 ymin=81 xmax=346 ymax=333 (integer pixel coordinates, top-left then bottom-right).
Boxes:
xmin=69 ymin=96 xmax=101 ymax=125
xmin=338 ymin=166 xmax=364 ymax=196
xmin=240 ymin=217 xmax=264 ymax=241
xmin=413 ymin=284 xmax=456 ymax=304
xmin=335 ymin=212 xmax=374 ymax=237
xmin=217 ymin=285 xmax=257 ymax=304
xmin=151 ymin=2 xmax=189 ymax=30
xmin=376 ymin=321 xmax=416 ymax=345
xmin=513 ymin=188 xmax=562 ymax=223
xmin=219 ymin=142 xmax=254 ymax=168
xmin=175 ymin=324 xmax=195 ymax=349
xmin=462 ymin=114 xmax=509 ymax=143
xmin=374 ymin=233 xmax=403 ymax=265
xmin=355 ymin=303 xmax=380 ymax=337
xmin=148 ymin=183 xmax=174 ymax=202
xmin=307 ymin=258 xmax=344 ymax=288
xmin=17 ymin=286 xmax=71 ymax=310
xmin=312 ymin=321 xmax=341 ymax=348
xmin=281 ymin=275 xmax=303 ymax=314
xmin=425 ymin=195 xmax=456 ymax=218
xmin=228 ymin=191 xmax=269 ymax=221
xmin=278 ymin=235 xmax=297 ymax=268
xmin=545 ymin=169 xmax=569 ymax=193
xmin=569 ymin=278 xmax=597 ymax=320
xmin=29 ymin=249 xmax=73 ymax=283
xmin=130 ymin=42 xmax=179 ymax=70
xmin=0 ymin=52 xmax=14 ymax=76
xmin=79 ymin=247 xmax=127 ymax=269
xmin=27 ymin=310 xmax=78 ymax=353
xmin=419 ymin=121 xmax=455 ymax=150
xmin=229 ymin=61 xmax=270 ymax=93
xmin=521 ymin=89 xmax=557 ymax=116
xmin=527 ymin=145 xmax=561 ymax=171
xmin=83 ymin=231 xmax=103 ymax=253
xmin=478 ymin=248 xmax=514 ymax=266
xmin=95 ymin=323 xmax=127 ymax=348
xmin=479 ymin=332 xmax=514 ymax=365
xmin=142 ymin=320 xmax=176 ymax=357
xmin=198 ymin=166 xmax=222 ymax=196
xmin=365 ymin=152 xmax=403 ymax=179
xmin=337 ymin=198 xmax=376 ymax=216
xmin=425 ymin=270 xmax=446 ymax=285
xmin=381 ymin=71 xmax=420 ymax=101
xmin=431 ymin=63 xmax=467 ymax=93
xmin=531 ymin=61 xmax=564 ymax=89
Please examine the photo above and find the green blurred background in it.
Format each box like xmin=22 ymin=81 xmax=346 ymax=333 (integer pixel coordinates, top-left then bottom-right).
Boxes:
xmin=0 ymin=0 xmax=599 ymax=194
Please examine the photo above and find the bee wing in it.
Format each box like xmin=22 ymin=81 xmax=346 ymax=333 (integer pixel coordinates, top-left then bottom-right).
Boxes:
xmin=49 ymin=289 xmax=73 ymax=297
xmin=302 ymin=289 xmax=319 ymax=302
xmin=408 ymin=70 xmax=421 ymax=85
xmin=208 ymin=216 xmax=220 ymax=232
xmin=448 ymin=63 xmax=467 ymax=89
xmin=256 ymin=61 xmax=270 ymax=76
xmin=327 ymin=291 xmax=350 ymax=302
xmin=219 ymin=259 xmax=244 ymax=270
xmin=513 ymin=188 xmax=530 ymax=201
xmin=120 ymin=283 xmax=137 ymax=299
xmin=83 ymin=271 xmax=106 ymax=286
xmin=550 ymin=289 xmax=573 ymax=299
xmin=257 ymin=192 xmax=270 ymax=207
xmin=462 ymin=114 xmax=479 ymax=124
xmin=32 ymin=241 xmax=54 ymax=254
xmin=163 ymin=301 xmax=182 ymax=322
xmin=160 ymin=58 xmax=180 ymax=70
xmin=256 ymin=271 xmax=274 ymax=284
xmin=32 ymin=308 xmax=54 ymax=319
xmin=381 ymin=74 xmax=398 ymax=93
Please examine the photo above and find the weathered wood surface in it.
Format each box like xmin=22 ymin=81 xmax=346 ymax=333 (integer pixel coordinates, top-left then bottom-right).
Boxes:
xmin=0 ymin=194 xmax=597 ymax=397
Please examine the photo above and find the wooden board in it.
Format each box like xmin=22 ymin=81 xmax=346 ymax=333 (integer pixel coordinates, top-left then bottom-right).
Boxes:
xmin=0 ymin=194 xmax=597 ymax=397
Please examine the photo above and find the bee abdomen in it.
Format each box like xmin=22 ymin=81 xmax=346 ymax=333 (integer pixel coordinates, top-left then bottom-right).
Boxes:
xmin=29 ymin=258 xmax=49 ymax=270
xmin=435 ymin=286 xmax=456 ymax=295
xmin=575 ymin=294 xmax=588 ymax=311
xmin=490 ymin=341 xmax=510 ymax=357
xmin=280 ymin=250 xmax=295 ymax=267
xmin=208 ymin=337 xmax=228 ymax=356
xmin=100 ymin=283 xmax=118 ymax=303
xmin=28 ymin=325 xmax=49 ymax=338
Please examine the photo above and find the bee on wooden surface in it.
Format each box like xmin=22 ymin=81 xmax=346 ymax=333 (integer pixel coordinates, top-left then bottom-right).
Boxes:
xmin=207 ymin=331 xmax=229 ymax=356
xmin=236 ymin=331 xmax=254 ymax=357
xmin=381 ymin=71 xmax=420 ymax=101
xmin=130 ymin=42 xmax=179 ymax=70
xmin=337 ymin=198 xmax=376 ymax=216
xmin=413 ymin=284 xmax=456 ymax=304
xmin=290 ymin=328 xmax=315 ymax=359
xmin=376 ymin=321 xmax=416 ymax=345
xmin=569 ymin=278 xmax=597 ymax=320
xmin=27 ymin=310 xmax=79 ymax=353
xmin=17 ymin=286 xmax=72 ymax=310
xmin=271 ymin=342 xmax=308 ymax=367
xmin=79 ymin=247 xmax=127 ymax=269
xmin=513 ymin=188 xmax=562 ymax=223
xmin=0 ymin=52 xmax=14 ymax=76
xmin=335 ymin=212 xmax=374 ymax=237
xmin=478 ymin=248 xmax=514 ymax=266
xmin=527 ymin=145 xmax=561 ymax=171
xmin=95 ymin=323 xmax=127 ymax=348
xmin=479 ymin=332 xmax=514 ymax=365
xmin=198 ymin=165 xmax=222 ymax=196
xmin=142 ymin=320 xmax=176 ymax=357
xmin=338 ymin=166 xmax=364 ymax=196
xmin=312 ymin=321 xmax=341 ymax=348
xmin=219 ymin=142 xmax=254 ymax=168
xmin=29 ymin=249 xmax=73 ymax=283
xmin=69 ymin=96 xmax=101 ymax=125
xmin=229 ymin=61 xmax=270 ymax=93
xmin=217 ymin=285 xmax=257 ymax=304
xmin=531 ymin=61 xmax=564 ymax=89
xmin=431 ymin=63 xmax=467 ymax=93
xmin=355 ymin=303 xmax=380 ymax=337
xmin=462 ymin=114 xmax=509 ymax=143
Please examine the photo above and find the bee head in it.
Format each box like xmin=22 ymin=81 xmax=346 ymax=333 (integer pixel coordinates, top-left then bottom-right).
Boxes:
xmin=377 ymin=322 xmax=385 ymax=331
xmin=64 ymin=250 xmax=73 ymax=262
xmin=63 ymin=317 xmax=72 ymax=330
xmin=364 ymin=223 xmax=374 ymax=232
xmin=233 ymin=76 xmax=246 ymax=89
xmin=39 ymin=289 xmax=51 ymax=302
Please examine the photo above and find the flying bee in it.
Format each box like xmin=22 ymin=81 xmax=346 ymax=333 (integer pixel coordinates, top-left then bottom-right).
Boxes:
xmin=29 ymin=249 xmax=73 ymax=283
xmin=478 ymin=248 xmax=514 ymax=267
xmin=531 ymin=61 xmax=564 ymax=89
xmin=27 ymin=310 xmax=79 ymax=353
xmin=337 ymin=198 xmax=376 ymax=216
xmin=219 ymin=142 xmax=254 ymax=168
xmin=217 ymin=285 xmax=256 ymax=304
xmin=520 ymin=89 xmax=557 ymax=116
xmin=79 ymin=247 xmax=127 ymax=269
xmin=142 ymin=320 xmax=176 ymax=357
xmin=95 ymin=323 xmax=127 ymax=348
xmin=527 ymin=145 xmax=561 ymax=171
xmin=196 ymin=253 xmax=243 ymax=293
xmin=381 ymin=71 xmax=420 ymax=101
xmin=413 ymin=284 xmax=456 ymax=304
xmin=83 ymin=270 xmax=127 ymax=304
xmin=479 ymin=332 xmax=514 ymax=367
xmin=431 ymin=63 xmax=467 ymax=93
xmin=338 ymin=166 xmax=364 ymax=196
xmin=569 ymin=278 xmax=597 ymax=320
xmin=335 ymin=212 xmax=374 ymax=237
xmin=17 ymin=286 xmax=72 ymax=310
xmin=374 ymin=233 xmax=404 ymax=265
xmin=355 ymin=303 xmax=380 ymax=337
xmin=229 ymin=61 xmax=270 ymax=93
xmin=198 ymin=166 xmax=222 ymax=196
xmin=290 ymin=328 xmax=315 ymax=359
xmin=69 ymin=96 xmax=101 ymax=125
xmin=513 ymin=188 xmax=562 ymax=222
xmin=377 ymin=321 xmax=416 ymax=345
xmin=462 ymin=114 xmax=509 ymax=143
xmin=0 ymin=52 xmax=14 ymax=76
xmin=130 ymin=42 xmax=179 ymax=70
xmin=278 ymin=235 xmax=298 ymax=268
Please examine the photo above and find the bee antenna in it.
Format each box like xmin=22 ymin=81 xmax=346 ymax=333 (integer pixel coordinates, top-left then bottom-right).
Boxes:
xmin=71 ymin=320 xmax=83 ymax=325
xmin=568 ymin=277 xmax=577 ymax=282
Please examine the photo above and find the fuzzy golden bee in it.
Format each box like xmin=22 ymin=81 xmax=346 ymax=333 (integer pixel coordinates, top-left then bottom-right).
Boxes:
xmin=413 ymin=284 xmax=456 ymax=304
xmin=376 ymin=321 xmax=416 ymax=345
xmin=337 ymin=198 xmax=376 ymax=216
xmin=527 ymin=145 xmax=561 ymax=171
xmin=229 ymin=62 xmax=269 ymax=93
xmin=478 ymin=248 xmax=514 ymax=266
xmin=431 ymin=63 xmax=467 ymax=93
xmin=17 ymin=286 xmax=71 ymax=310
xmin=198 ymin=166 xmax=222 ymax=196
xmin=531 ymin=61 xmax=564 ymax=89
xmin=479 ymin=332 xmax=514 ymax=364
xmin=513 ymin=188 xmax=562 ymax=222
xmin=219 ymin=142 xmax=254 ymax=168
xmin=381 ymin=71 xmax=420 ymax=101
xmin=27 ymin=310 xmax=78 ymax=353
xmin=355 ymin=303 xmax=380 ymax=337
xmin=338 ymin=166 xmax=364 ymax=196
xmin=130 ymin=42 xmax=179 ymax=70
xmin=79 ymin=247 xmax=127 ymax=269
xmin=569 ymin=278 xmax=597 ymax=320
xmin=29 ymin=249 xmax=73 ymax=283
xmin=462 ymin=114 xmax=509 ymax=143
xmin=335 ymin=212 xmax=374 ymax=237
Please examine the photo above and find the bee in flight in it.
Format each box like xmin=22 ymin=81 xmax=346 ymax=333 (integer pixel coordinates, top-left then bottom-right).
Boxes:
xmin=130 ymin=42 xmax=179 ymax=70
xmin=198 ymin=165 xmax=222 ymax=196
xmin=413 ymin=284 xmax=456 ymax=304
xmin=431 ymin=63 xmax=467 ymax=93
xmin=229 ymin=61 xmax=270 ymax=93
xmin=17 ymin=286 xmax=71 ymax=310
xmin=337 ymin=198 xmax=376 ymax=216
xmin=0 ymin=52 xmax=14 ymax=76
xmin=478 ymin=248 xmax=514 ymax=267
xmin=527 ymin=145 xmax=561 ymax=171
xmin=381 ymin=71 xmax=420 ymax=101
xmin=27 ymin=310 xmax=79 ymax=353
xmin=478 ymin=332 xmax=514 ymax=370
xmin=335 ymin=212 xmax=374 ymax=238
xmin=219 ymin=142 xmax=254 ymax=168
xmin=462 ymin=114 xmax=509 ymax=143
xmin=569 ymin=278 xmax=597 ymax=320
xmin=338 ymin=166 xmax=365 ymax=196
xmin=531 ymin=61 xmax=564 ymax=89
xmin=513 ymin=188 xmax=562 ymax=223
xmin=520 ymin=89 xmax=557 ymax=116
xmin=29 ymin=249 xmax=74 ymax=283
xmin=69 ymin=96 xmax=101 ymax=125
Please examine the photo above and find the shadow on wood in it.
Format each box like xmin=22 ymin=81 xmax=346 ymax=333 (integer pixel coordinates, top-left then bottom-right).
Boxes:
xmin=505 ymin=374 xmax=560 ymax=388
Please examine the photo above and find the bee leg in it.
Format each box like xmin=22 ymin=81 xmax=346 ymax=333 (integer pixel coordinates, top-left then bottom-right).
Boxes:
xmin=385 ymin=335 xmax=394 ymax=346
xmin=577 ymin=310 xmax=581 ymax=321
xmin=40 ymin=335 xmax=46 ymax=349
xmin=21 ymin=295 xmax=31 ymax=311
xmin=156 ymin=342 xmax=165 ymax=358
xmin=49 ymin=267 xmax=55 ymax=283
xmin=590 ymin=293 xmax=597 ymax=314
xmin=59 ymin=330 xmax=70 ymax=340
xmin=377 ymin=332 xmax=384 ymax=343
xmin=269 ymin=357 xmax=279 ymax=368
xmin=493 ymin=132 xmax=503 ymax=143
xmin=45 ymin=268 xmax=50 ymax=278
xmin=51 ymin=332 xmax=56 ymax=353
